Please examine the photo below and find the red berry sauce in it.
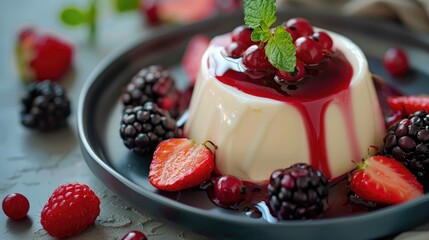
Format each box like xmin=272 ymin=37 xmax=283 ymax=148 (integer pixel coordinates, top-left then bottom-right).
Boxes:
xmin=212 ymin=34 xmax=357 ymax=179
xmin=204 ymin=176 xmax=383 ymax=221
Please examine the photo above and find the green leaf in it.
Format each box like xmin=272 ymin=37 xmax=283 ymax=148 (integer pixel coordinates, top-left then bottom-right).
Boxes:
xmin=114 ymin=0 xmax=139 ymax=12
xmin=244 ymin=0 xmax=276 ymax=29
xmin=265 ymin=26 xmax=296 ymax=72
xmin=251 ymin=21 xmax=272 ymax=42
xmin=60 ymin=7 xmax=87 ymax=26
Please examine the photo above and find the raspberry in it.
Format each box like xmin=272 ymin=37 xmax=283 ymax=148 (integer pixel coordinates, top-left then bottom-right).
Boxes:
xmin=121 ymin=65 xmax=181 ymax=118
xmin=120 ymin=102 xmax=180 ymax=155
xmin=381 ymin=110 xmax=429 ymax=178
xmin=267 ymin=163 xmax=328 ymax=220
xmin=41 ymin=183 xmax=100 ymax=238
xmin=21 ymin=80 xmax=71 ymax=131
xmin=2 ymin=193 xmax=30 ymax=220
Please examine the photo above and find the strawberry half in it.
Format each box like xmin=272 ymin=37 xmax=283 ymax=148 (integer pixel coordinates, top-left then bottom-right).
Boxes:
xmin=149 ymin=138 xmax=216 ymax=192
xmin=387 ymin=96 xmax=429 ymax=115
xmin=182 ymin=35 xmax=210 ymax=85
xmin=16 ymin=27 xmax=74 ymax=84
xmin=350 ymin=155 xmax=423 ymax=205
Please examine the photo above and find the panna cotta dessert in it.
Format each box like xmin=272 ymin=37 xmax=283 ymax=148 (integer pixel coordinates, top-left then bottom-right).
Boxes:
xmin=184 ymin=20 xmax=385 ymax=181
xmin=119 ymin=0 xmax=427 ymax=223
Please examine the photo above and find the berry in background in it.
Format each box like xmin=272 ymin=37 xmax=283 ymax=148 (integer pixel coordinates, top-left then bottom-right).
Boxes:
xmin=16 ymin=27 xmax=73 ymax=84
xmin=383 ymin=47 xmax=410 ymax=77
xmin=21 ymin=80 xmax=71 ymax=131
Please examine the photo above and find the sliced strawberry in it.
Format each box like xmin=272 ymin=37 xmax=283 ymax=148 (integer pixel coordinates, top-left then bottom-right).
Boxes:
xmin=350 ymin=155 xmax=423 ymax=205
xmin=182 ymin=35 xmax=210 ymax=85
xmin=387 ymin=96 xmax=429 ymax=115
xmin=149 ymin=138 xmax=216 ymax=192
xmin=16 ymin=27 xmax=73 ymax=84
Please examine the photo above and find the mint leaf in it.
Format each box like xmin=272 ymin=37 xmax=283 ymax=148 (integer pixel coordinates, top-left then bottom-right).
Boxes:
xmin=251 ymin=21 xmax=272 ymax=42
xmin=244 ymin=0 xmax=276 ymax=29
xmin=113 ymin=0 xmax=139 ymax=12
xmin=265 ymin=26 xmax=296 ymax=72
xmin=59 ymin=0 xmax=98 ymax=44
xmin=60 ymin=7 xmax=87 ymax=26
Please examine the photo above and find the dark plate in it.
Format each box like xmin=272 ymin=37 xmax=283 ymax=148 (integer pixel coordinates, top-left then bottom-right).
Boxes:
xmin=77 ymin=8 xmax=429 ymax=240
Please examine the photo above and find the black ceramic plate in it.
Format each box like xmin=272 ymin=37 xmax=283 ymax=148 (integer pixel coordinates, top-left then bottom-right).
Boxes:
xmin=77 ymin=8 xmax=429 ymax=240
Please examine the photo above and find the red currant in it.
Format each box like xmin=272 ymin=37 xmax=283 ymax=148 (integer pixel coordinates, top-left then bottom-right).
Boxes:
xmin=225 ymin=42 xmax=247 ymax=58
xmin=214 ymin=175 xmax=245 ymax=204
xmin=383 ymin=47 xmax=410 ymax=77
xmin=311 ymin=31 xmax=333 ymax=51
xmin=276 ymin=60 xmax=306 ymax=82
xmin=295 ymin=36 xmax=324 ymax=65
xmin=231 ymin=25 xmax=256 ymax=49
xmin=285 ymin=18 xmax=314 ymax=38
xmin=242 ymin=45 xmax=273 ymax=71
xmin=121 ymin=230 xmax=147 ymax=240
xmin=2 ymin=193 xmax=30 ymax=220
xmin=286 ymin=27 xmax=299 ymax=42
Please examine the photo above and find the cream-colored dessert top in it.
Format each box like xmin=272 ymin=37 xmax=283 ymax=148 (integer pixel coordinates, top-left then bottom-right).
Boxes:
xmin=185 ymin=29 xmax=385 ymax=181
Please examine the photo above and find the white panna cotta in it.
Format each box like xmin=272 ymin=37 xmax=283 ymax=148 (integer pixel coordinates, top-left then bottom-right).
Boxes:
xmin=184 ymin=30 xmax=385 ymax=182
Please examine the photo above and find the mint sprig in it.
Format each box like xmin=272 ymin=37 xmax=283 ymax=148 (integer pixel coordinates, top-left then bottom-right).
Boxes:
xmin=243 ymin=0 xmax=296 ymax=72
xmin=60 ymin=0 xmax=98 ymax=44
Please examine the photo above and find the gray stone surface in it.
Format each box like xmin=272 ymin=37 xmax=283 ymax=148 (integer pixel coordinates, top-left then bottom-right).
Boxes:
xmin=0 ymin=1 xmax=205 ymax=239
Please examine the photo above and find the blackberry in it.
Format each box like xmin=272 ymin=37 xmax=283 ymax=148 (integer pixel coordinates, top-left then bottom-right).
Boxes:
xmin=267 ymin=163 xmax=328 ymax=220
xmin=121 ymin=65 xmax=181 ymax=118
xmin=21 ymin=80 xmax=71 ymax=131
xmin=381 ymin=110 xmax=429 ymax=178
xmin=119 ymin=102 xmax=179 ymax=155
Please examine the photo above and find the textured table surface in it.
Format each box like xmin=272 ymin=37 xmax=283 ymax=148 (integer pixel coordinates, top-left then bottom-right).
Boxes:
xmin=1 ymin=1 xmax=429 ymax=240
xmin=0 ymin=0 xmax=205 ymax=239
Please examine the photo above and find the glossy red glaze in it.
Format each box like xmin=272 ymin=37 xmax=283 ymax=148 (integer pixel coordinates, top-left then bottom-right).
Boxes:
xmin=210 ymin=39 xmax=355 ymax=179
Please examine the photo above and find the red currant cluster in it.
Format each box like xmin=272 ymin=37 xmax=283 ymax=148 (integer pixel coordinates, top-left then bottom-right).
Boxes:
xmin=225 ymin=18 xmax=333 ymax=83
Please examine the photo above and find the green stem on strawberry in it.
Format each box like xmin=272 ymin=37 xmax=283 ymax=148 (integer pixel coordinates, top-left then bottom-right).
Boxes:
xmin=202 ymin=140 xmax=218 ymax=154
